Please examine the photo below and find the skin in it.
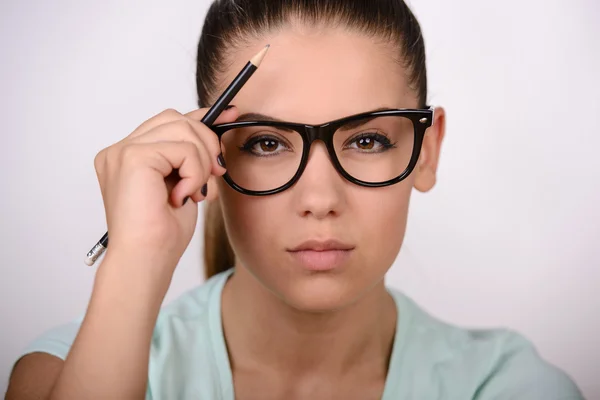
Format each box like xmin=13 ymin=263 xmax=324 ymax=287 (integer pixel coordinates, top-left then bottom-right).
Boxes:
xmin=5 ymin=23 xmax=445 ymax=400
xmin=207 ymin=25 xmax=446 ymax=399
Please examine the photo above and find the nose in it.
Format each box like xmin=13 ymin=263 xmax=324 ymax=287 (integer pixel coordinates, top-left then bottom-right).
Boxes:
xmin=292 ymin=141 xmax=347 ymax=220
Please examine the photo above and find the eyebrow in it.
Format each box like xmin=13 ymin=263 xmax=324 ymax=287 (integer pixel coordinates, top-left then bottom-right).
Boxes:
xmin=236 ymin=113 xmax=285 ymax=123
xmin=338 ymin=115 xmax=382 ymax=131
xmin=235 ymin=107 xmax=392 ymax=125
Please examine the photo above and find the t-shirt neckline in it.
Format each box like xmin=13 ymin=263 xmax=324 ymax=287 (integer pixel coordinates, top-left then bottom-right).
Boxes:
xmin=207 ymin=269 xmax=411 ymax=400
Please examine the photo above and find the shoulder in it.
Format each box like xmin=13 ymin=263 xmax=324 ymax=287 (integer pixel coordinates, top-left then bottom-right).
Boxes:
xmin=16 ymin=317 xmax=84 ymax=362
xmin=388 ymin=289 xmax=584 ymax=399
xmin=12 ymin=270 xmax=232 ymax=399
xmin=16 ymin=270 xmax=231 ymax=362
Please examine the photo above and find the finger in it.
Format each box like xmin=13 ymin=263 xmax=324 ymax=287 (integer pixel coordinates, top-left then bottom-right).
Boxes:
xmin=180 ymin=118 xmax=225 ymax=176
xmin=189 ymin=186 xmax=205 ymax=203
xmin=184 ymin=105 xmax=239 ymax=125
xmin=127 ymin=108 xmax=207 ymax=141
xmin=127 ymin=106 xmax=238 ymax=174
xmin=192 ymin=135 xmax=213 ymax=187
xmin=94 ymin=149 xmax=108 ymax=188
xmin=128 ymin=119 xmax=224 ymax=177
xmin=184 ymin=105 xmax=239 ymax=169
xmin=170 ymin=142 xmax=211 ymax=206
xmin=120 ymin=141 xmax=210 ymax=207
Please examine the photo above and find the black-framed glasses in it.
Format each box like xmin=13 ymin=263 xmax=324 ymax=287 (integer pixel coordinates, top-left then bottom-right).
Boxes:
xmin=211 ymin=108 xmax=435 ymax=196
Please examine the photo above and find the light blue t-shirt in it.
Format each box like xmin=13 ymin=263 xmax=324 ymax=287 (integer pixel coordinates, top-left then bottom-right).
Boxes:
xmin=18 ymin=269 xmax=583 ymax=399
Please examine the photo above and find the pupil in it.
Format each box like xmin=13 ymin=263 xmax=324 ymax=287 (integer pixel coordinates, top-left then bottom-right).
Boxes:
xmin=260 ymin=140 xmax=277 ymax=152
xmin=359 ymin=137 xmax=374 ymax=150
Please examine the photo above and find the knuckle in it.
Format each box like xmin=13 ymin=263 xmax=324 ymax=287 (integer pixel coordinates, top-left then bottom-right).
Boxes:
xmin=182 ymin=140 xmax=200 ymax=156
xmin=203 ymin=129 xmax=221 ymax=153
xmin=103 ymin=145 xmax=119 ymax=164
xmin=182 ymin=119 xmax=219 ymax=154
xmin=196 ymin=122 xmax=220 ymax=147
xmin=173 ymin=119 xmax=195 ymax=136
xmin=94 ymin=149 xmax=107 ymax=172
xmin=119 ymin=144 xmax=141 ymax=166
xmin=159 ymin=108 xmax=181 ymax=119
xmin=182 ymin=142 xmax=205 ymax=173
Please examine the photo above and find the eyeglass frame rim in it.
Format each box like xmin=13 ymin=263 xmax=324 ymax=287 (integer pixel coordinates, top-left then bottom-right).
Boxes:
xmin=210 ymin=107 xmax=435 ymax=196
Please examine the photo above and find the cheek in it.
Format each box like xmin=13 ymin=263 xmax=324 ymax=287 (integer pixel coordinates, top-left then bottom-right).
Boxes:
xmin=218 ymin=184 xmax=283 ymax=261
xmin=218 ymin=177 xmax=413 ymax=278
xmin=355 ymin=182 xmax=412 ymax=266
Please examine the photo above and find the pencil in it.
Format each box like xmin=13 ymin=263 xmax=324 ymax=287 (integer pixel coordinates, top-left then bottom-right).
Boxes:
xmin=84 ymin=44 xmax=270 ymax=266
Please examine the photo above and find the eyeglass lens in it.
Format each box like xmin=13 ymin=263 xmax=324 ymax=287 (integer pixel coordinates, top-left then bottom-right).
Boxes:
xmin=219 ymin=115 xmax=415 ymax=192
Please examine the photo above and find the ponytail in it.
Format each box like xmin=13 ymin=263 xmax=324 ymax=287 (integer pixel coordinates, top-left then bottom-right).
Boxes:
xmin=203 ymin=200 xmax=235 ymax=279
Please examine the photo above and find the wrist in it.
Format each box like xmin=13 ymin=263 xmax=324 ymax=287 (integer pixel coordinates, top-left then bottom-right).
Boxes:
xmin=92 ymin=251 xmax=172 ymax=316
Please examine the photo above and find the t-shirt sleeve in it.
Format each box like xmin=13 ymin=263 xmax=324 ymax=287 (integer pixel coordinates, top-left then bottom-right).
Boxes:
xmin=18 ymin=318 xmax=83 ymax=362
xmin=473 ymin=331 xmax=585 ymax=400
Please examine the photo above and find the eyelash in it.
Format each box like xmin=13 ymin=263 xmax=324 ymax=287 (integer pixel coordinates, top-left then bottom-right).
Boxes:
xmin=239 ymin=131 xmax=397 ymax=157
xmin=344 ymin=132 xmax=397 ymax=152
xmin=238 ymin=135 xmax=291 ymax=157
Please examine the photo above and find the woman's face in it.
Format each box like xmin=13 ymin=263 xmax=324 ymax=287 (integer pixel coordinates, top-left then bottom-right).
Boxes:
xmin=212 ymin=26 xmax=441 ymax=311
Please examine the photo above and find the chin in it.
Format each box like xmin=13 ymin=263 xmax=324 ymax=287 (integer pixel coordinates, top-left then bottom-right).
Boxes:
xmin=277 ymin=274 xmax=362 ymax=313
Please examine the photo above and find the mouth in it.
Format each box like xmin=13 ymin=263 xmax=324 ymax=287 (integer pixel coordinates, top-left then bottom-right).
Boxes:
xmin=287 ymin=239 xmax=355 ymax=271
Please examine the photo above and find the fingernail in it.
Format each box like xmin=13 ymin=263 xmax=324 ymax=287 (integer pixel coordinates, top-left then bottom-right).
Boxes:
xmin=183 ymin=196 xmax=190 ymax=206
xmin=225 ymin=105 xmax=235 ymax=110
xmin=201 ymin=184 xmax=208 ymax=197
xmin=217 ymin=153 xmax=226 ymax=168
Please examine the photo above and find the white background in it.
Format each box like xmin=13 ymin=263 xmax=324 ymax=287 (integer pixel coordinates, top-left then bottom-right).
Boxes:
xmin=1 ymin=0 xmax=598 ymax=397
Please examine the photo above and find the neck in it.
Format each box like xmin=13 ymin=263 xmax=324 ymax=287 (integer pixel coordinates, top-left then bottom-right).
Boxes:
xmin=221 ymin=265 xmax=398 ymax=379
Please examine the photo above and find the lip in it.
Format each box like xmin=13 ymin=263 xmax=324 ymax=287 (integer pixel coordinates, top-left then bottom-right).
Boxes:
xmin=287 ymin=239 xmax=355 ymax=271
xmin=288 ymin=239 xmax=355 ymax=252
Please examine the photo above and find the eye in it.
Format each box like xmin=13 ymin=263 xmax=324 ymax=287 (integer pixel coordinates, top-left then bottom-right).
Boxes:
xmin=239 ymin=135 xmax=291 ymax=157
xmin=345 ymin=132 xmax=396 ymax=153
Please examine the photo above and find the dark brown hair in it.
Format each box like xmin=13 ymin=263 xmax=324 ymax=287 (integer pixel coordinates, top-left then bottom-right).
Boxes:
xmin=198 ymin=0 xmax=428 ymax=279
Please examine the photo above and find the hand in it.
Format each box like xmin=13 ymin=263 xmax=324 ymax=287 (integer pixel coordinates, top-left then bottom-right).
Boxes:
xmin=93 ymin=107 xmax=238 ymax=278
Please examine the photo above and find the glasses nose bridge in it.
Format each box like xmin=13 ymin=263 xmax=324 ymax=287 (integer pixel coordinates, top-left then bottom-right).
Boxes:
xmin=302 ymin=123 xmax=342 ymax=178
xmin=305 ymin=123 xmax=334 ymax=146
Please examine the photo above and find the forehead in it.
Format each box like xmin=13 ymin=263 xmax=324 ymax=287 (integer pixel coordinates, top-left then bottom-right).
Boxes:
xmin=215 ymin=27 xmax=417 ymax=124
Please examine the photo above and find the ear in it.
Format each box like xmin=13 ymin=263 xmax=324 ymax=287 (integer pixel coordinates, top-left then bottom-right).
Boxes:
xmin=414 ymin=107 xmax=446 ymax=193
xmin=205 ymin=175 xmax=221 ymax=202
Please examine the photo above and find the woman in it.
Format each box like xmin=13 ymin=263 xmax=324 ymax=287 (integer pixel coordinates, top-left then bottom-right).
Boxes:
xmin=6 ymin=0 xmax=583 ymax=399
